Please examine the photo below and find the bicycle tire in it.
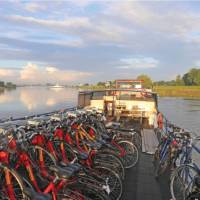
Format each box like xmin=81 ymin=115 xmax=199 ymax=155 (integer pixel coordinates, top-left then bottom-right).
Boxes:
xmin=27 ymin=145 xmax=57 ymax=178
xmin=93 ymin=152 xmax=125 ymax=180
xmin=66 ymin=184 xmax=110 ymax=200
xmin=93 ymin=166 xmax=122 ymax=200
xmin=170 ymin=164 xmax=199 ymax=200
xmin=51 ymin=139 xmax=77 ymax=163
xmin=117 ymin=140 xmax=139 ymax=168
xmin=0 ymin=164 xmax=27 ymax=200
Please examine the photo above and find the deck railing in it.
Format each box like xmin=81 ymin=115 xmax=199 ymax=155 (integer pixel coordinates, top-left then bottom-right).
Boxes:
xmin=161 ymin=113 xmax=200 ymax=165
xmin=0 ymin=106 xmax=77 ymax=123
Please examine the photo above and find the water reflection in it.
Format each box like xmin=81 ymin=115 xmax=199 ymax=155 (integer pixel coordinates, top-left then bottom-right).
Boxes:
xmin=0 ymin=87 xmax=78 ymax=118
xmin=158 ymin=97 xmax=200 ymax=135
xmin=0 ymin=89 xmax=199 ymax=137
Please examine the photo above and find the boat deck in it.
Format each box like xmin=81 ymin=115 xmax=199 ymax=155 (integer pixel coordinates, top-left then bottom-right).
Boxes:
xmin=122 ymin=128 xmax=171 ymax=200
xmin=122 ymin=153 xmax=171 ymax=200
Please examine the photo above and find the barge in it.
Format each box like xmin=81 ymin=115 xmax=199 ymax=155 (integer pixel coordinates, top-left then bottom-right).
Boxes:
xmin=0 ymin=80 xmax=198 ymax=200
xmin=78 ymin=80 xmax=158 ymax=128
xmin=78 ymin=80 xmax=170 ymax=199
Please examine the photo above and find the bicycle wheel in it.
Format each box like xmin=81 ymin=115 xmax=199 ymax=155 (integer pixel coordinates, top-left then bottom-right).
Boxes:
xmin=93 ymin=152 xmax=125 ymax=180
xmin=0 ymin=164 xmax=27 ymax=200
xmin=51 ymin=140 xmax=77 ymax=163
xmin=170 ymin=164 xmax=199 ymax=200
xmin=65 ymin=185 xmax=110 ymax=200
xmin=186 ymin=191 xmax=200 ymax=200
xmin=153 ymin=147 xmax=160 ymax=163
xmin=132 ymin=131 xmax=142 ymax=150
xmin=154 ymin=150 xmax=170 ymax=178
xmin=117 ymin=140 xmax=139 ymax=168
xmin=57 ymin=187 xmax=94 ymax=200
xmin=27 ymin=145 xmax=57 ymax=178
xmin=93 ymin=166 xmax=122 ymax=200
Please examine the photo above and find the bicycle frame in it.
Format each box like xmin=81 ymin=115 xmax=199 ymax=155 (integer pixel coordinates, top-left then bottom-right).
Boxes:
xmin=178 ymin=144 xmax=200 ymax=189
xmin=0 ymin=151 xmax=17 ymax=200
xmin=9 ymin=138 xmax=77 ymax=200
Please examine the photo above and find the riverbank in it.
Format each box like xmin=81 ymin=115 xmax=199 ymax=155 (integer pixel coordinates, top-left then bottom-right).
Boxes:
xmin=79 ymin=85 xmax=200 ymax=98
xmin=153 ymin=86 xmax=200 ymax=97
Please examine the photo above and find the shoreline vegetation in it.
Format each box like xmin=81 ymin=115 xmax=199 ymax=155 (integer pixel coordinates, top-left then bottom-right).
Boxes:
xmin=153 ymin=86 xmax=200 ymax=97
xmin=78 ymin=68 xmax=200 ymax=98
xmin=1 ymin=68 xmax=200 ymax=97
xmin=0 ymin=81 xmax=16 ymax=94
xmin=78 ymin=85 xmax=200 ymax=98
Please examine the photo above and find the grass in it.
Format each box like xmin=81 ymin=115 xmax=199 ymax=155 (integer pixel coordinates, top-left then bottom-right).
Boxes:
xmin=153 ymin=86 xmax=200 ymax=97
xmin=78 ymin=85 xmax=106 ymax=90
xmin=79 ymin=85 xmax=200 ymax=97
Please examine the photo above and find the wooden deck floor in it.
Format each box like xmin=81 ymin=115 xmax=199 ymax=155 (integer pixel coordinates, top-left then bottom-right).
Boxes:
xmin=122 ymin=152 xmax=171 ymax=200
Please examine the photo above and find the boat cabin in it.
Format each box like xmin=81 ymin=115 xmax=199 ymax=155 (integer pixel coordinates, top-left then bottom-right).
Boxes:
xmin=78 ymin=80 xmax=158 ymax=126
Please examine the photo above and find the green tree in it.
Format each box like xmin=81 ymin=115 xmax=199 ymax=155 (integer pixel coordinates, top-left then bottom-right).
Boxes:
xmin=97 ymin=82 xmax=105 ymax=87
xmin=0 ymin=81 xmax=5 ymax=87
xmin=175 ymin=75 xmax=184 ymax=86
xmin=183 ymin=68 xmax=200 ymax=85
xmin=137 ymin=74 xmax=153 ymax=88
xmin=6 ymin=82 xmax=16 ymax=88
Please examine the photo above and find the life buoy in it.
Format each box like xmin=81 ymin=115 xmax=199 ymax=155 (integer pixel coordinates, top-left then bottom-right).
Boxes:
xmin=157 ymin=112 xmax=163 ymax=129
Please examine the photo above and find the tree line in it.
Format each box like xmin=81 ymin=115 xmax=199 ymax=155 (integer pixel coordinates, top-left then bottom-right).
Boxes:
xmin=0 ymin=81 xmax=16 ymax=88
xmin=135 ymin=68 xmax=200 ymax=88
xmin=153 ymin=68 xmax=200 ymax=87
xmin=82 ymin=67 xmax=200 ymax=89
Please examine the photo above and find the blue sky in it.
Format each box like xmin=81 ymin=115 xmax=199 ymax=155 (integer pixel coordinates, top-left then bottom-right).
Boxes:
xmin=0 ymin=0 xmax=200 ymax=84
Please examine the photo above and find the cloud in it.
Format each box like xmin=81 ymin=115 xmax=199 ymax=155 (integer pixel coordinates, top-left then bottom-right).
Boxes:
xmin=20 ymin=62 xmax=92 ymax=83
xmin=71 ymin=0 xmax=92 ymax=7
xmin=46 ymin=67 xmax=58 ymax=74
xmin=0 ymin=63 xmax=92 ymax=83
xmin=119 ymin=56 xmax=159 ymax=69
xmin=0 ymin=68 xmax=16 ymax=76
xmin=3 ymin=1 xmax=200 ymax=46
xmin=5 ymin=14 xmax=126 ymax=44
xmin=24 ymin=2 xmax=47 ymax=13
xmin=1 ymin=1 xmax=200 ymax=82
xmin=8 ymin=15 xmax=91 ymax=31
xmin=103 ymin=1 xmax=200 ymax=43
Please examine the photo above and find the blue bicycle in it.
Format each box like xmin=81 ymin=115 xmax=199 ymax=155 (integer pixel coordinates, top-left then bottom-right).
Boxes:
xmin=170 ymin=137 xmax=200 ymax=200
xmin=153 ymin=126 xmax=184 ymax=178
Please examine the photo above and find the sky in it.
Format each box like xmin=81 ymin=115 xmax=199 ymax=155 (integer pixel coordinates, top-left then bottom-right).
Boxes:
xmin=0 ymin=0 xmax=200 ymax=84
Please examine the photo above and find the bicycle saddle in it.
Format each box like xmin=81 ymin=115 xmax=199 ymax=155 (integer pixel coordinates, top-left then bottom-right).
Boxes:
xmin=84 ymin=141 xmax=102 ymax=150
xmin=67 ymin=163 xmax=82 ymax=172
xmin=24 ymin=188 xmax=52 ymax=200
xmin=101 ymin=134 xmax=111 ymax=141
xmin=194 ymin=176 xmax=200 ymax=187
xmin=96 ymin=138 xmax=107 ymax=145
xmin=105 ymin=122 xmax=120 ymax=128
xmin=49 ymin=165 xmax=73 ymax=179
xmin=72 ymin=147 xmax=89 ymax=160
xmin=101 ymin=142 xmax=115 ymax=150
xmin=59 ymin=161 xmax=82 ymax=172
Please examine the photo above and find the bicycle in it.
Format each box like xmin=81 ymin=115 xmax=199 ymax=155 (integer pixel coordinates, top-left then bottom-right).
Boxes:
xmin=170 ymin=136 xmax=200 ymax=200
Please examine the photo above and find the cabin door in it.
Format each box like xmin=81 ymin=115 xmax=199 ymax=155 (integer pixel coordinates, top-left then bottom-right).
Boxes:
xmin=104 ymin=101 xmax=115 ymax=117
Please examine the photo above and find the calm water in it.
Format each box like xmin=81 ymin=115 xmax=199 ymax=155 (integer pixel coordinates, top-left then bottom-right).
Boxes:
xmin=0 ymin=87 xmax=200 ymax=135
xmin=0 ymin=87 xmax=78 ymax=119
xmin=0 ymin=87 xmax=199 ymax=160
xmin=158 ymin=97 xmax=200 ymax=136
xmin=158 ymin=97 xmax=200 ymax=163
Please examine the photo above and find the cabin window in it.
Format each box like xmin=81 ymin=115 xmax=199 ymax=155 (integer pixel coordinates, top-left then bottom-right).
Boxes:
xmin=117 ymin=91 xmax=154 ymax=101
xmin=92 ymin=91 xmax=106 ymax=100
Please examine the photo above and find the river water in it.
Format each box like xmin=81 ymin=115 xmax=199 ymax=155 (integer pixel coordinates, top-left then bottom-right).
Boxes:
xmin=0 ymin=87 xmax=199 ymax=131
xmin=0 ymin=87 xmax=199 ymax=135
xmin=0 ymin=87 xmax=199 ymax=160
xmin=0 ymin=87 xmax=78 ymax=119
